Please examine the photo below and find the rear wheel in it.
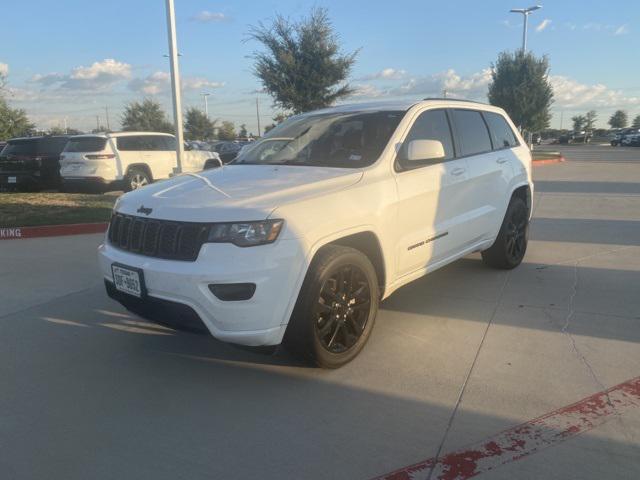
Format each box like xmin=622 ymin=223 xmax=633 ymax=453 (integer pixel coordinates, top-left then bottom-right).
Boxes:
xmin=125 ymin=167 xmax=151 ymax=192
xmin=481 ymin=197 xmax=529 ymax=269
xmin=283 ymin=245 xmax=379 ymax=369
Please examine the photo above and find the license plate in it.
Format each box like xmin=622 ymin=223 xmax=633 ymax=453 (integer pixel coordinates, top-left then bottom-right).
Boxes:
xmin=111 ymin=264 xmax=145 ymax=298
xmin=8 ymin=176 xmax=16 ymax=184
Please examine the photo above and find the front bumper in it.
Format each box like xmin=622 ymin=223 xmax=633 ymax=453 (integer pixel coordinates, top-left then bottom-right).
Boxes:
xmin=98 ymin=236 xmax=308 ymax=346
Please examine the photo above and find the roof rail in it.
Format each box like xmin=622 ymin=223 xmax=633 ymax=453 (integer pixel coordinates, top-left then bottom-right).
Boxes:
xmin=422 ymin=97 xmax=488 ymax=105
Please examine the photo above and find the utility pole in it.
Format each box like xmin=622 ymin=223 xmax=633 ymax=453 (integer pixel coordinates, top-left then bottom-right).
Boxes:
xmin=96 ymin=115 xmax=100 ymax=131
xmin=442 ymin=89 xmax=448 ymax=98
xmin=256 ymin=96 xmax=261 ymax=137
xmin=201 ymin=93 xmax=210 ymax=118
xmin=559 ymin=111 xmax=564 ymax=130
xmin=510 ymin=5 xmax=542 ymax=52
xmin=63 ymin=117 xmax=68 ymax=134
xmin=165 ymin=0 xmax=184 ymax=174
xmin=105 ymin=106 xmax=111 ymax=131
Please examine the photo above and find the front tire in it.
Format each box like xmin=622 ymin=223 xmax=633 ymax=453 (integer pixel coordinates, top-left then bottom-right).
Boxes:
xmin=481 ymin=197 xmax=529 ymax=269
xmin=283 ymin=245 xmax=379 ymax=369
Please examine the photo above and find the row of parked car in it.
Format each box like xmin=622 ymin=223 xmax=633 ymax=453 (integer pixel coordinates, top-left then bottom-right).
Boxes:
xmin=0 ymin=133 xmax=250 ymax=192
xmin=610 ymin=128 xmax=640 ymax=147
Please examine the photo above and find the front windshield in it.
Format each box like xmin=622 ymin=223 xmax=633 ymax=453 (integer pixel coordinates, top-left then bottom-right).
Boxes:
xmin=233 ymin=110 xmax=405 ymax=168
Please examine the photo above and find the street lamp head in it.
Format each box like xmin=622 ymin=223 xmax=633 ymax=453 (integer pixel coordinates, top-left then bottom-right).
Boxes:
xmin=510 ymin=5 xmax=542 ymax=14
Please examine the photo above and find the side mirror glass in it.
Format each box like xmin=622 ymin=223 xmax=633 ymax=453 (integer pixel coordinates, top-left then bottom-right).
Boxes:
xmin=405 ymin=139 xmax=445 ymax=162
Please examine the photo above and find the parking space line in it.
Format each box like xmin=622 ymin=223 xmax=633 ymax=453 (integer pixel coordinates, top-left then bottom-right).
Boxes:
xmin=373 ymin=376 xmax=640 ymax=480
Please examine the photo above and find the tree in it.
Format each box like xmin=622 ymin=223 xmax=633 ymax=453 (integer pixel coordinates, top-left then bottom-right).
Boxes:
xmin=608 ymin=110 xmax=628 ymax=129
xmin=248 ymin=7 xmax=358 ymax=114
xmin=632 ymin=114 xmax=640 ymax=129
xmin=217 ymin=121 xmax=236 ymax=141
xmin=487 ymin=51 xmax=553 ymax=132
xmin=572 ymin=115 xmax=586 ymax=131
xmin=184 ymin=107 xmax=216 ymax=140
xmin=238 ymin=124 xmax=248 ymax=138
xmin=0 ymin=97 xmax=35 ymax=139
xmin=584 ymin=110 xmax=597 ymax=130
xmin=121 ymin=99 xmax=173 ymax=133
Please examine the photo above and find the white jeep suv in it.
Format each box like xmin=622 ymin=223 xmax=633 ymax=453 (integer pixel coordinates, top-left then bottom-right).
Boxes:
xmin=99 ymin=99 xmax=533 ymax=368
xmin=60 ymin=132 xmax=220 ymax=192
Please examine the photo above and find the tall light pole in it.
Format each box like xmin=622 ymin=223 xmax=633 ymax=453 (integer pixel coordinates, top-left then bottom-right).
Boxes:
xmin=510 ymin=5 xmax=542 ymax=52
xmin=165 ymin=0 xmax=184 ymax=174
xmin=201 ymin=93 xmax=210 ymax=118
xmin=255 ymin=96 xmax=261 ymax=137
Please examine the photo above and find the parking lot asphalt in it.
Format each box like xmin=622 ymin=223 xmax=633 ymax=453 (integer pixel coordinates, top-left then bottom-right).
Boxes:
xmin=1 ymin=145 xmax=639 ymax=480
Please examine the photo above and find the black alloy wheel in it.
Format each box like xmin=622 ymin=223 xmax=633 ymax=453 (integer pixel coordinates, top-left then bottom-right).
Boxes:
xmin=314 ymin=264 xmax=372 ymax=354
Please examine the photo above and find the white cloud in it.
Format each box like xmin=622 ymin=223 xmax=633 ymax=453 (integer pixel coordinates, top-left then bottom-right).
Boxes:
xmin=129 ymin=71 xmax=224 ymax=95
xmin=614 ymin=24 xmax=629 ymax=36
xmin=0 ymin=62 xmax=8 ymax=77
xmin=191 ymin=11 xmax=228 ymax=23
xmin=351 ymin=84 xmax=385 ymax=98
xmin=391 ymin=68 xmax=492 ymax=99
xmin=536 ymin=19 xmax=552 ymax=32
xmin=358 ymin=68 xmax=407 ymax=81
xmin=30 ymin=59 xmax=131 ymax=91
xmin=549 ymin=75 xmax=640 ymax=109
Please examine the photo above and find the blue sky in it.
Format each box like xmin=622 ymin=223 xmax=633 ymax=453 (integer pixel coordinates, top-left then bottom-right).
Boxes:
xmin=1 ymin=0 xmax=638 ymax=133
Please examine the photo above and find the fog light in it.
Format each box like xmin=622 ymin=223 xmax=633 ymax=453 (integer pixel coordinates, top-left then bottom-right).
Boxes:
xmin=208 ymin=283 xmax=256 ymax=301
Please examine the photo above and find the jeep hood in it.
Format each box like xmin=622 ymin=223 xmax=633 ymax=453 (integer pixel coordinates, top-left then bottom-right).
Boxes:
xmin=114 ymin=165 xmax=363 ymax=222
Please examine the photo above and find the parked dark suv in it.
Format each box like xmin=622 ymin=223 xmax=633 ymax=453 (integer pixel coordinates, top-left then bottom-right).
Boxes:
xmin=0 ymin=136 xmax=70 ymax=191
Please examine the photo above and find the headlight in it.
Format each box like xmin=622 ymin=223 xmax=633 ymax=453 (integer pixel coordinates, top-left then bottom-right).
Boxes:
xmin=206 ymin=219 xmax=284 ymax=247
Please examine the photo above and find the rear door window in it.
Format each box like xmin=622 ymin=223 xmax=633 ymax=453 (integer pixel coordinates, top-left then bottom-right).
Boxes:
xmin=483 ymin=112 xmax=518 ymax=149
xmin=65 ymin=137 xmax=107 ymax=152
xmin=117 ymin=136 xmax=143 ymax=151
xmin=451 ymin=109 xmax=492 ymax=157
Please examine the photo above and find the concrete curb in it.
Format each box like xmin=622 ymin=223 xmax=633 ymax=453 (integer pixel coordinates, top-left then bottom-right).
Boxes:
xmin=532 ymin=156 xmax=566 ymax=166
xmin=0 ymin=222 xmax=108 ymax=241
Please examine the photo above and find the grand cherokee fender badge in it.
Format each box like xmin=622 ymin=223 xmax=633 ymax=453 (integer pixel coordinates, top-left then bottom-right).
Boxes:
xmin=137 ymin=205 xmax=153 ymax=216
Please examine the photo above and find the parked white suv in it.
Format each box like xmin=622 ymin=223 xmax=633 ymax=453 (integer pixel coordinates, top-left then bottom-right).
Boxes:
xmin=60 ymin=132 xmax=220 ymax=191
xmin=99 ymin=100 xmax=533 ymax=368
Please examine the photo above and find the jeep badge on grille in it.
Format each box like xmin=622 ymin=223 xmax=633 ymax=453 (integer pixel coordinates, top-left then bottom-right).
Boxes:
xmin=137 ymin=205 xmax=153 ymax=216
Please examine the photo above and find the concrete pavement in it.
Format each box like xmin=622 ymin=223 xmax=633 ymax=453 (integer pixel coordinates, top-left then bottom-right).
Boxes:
xmin=1 ymin=145 xmax=639 ymax=479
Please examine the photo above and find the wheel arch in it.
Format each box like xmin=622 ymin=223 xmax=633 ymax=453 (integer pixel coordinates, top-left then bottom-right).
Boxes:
xmin=125 ymin=163 xmax=154 ymax=181
xmin=311 ymin=229 xmax=387 ymax=297
xmin=509 ymin=183 xmax=532 ymax=217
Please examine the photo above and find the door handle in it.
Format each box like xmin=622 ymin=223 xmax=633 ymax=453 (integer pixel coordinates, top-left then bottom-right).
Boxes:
xmin=451 ymin=167 xmax=466 ymax=176
xmin=496 ymin=157 xmax=508 ymax=164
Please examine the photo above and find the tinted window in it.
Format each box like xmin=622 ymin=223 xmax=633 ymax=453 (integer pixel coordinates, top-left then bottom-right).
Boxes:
xmin=2 ymin=139 xmax=38 ymax=156
xmin=65 ymin=137 xmax=107 ymax=153
xmin=38 ymin=137 xmax=69 ymax=155
xmin=452 ymin=109 xmax=492 ymax=156
xmin=117 ymin=136 xmax=143 ymax=151
xmin=147 ymin=135 xmax=171 ymax=151
xmin=234 ymin=111 xmax=404 ymax=168
xmin=398 ymin=109 xmax=454 ymax=167
xmin=484 ymin=112 xmax=518 ymax=149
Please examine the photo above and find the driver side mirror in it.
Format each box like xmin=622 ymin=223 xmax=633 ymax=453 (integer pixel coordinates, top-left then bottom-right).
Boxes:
xmin=405 ymin=139 xmax=445 ymax=162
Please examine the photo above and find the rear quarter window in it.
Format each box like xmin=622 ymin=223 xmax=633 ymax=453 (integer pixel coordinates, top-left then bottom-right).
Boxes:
xmin=116 ymin=136 xmax=143 ymax=151
xmin=483 ymin=112 xmax=518 ymax=149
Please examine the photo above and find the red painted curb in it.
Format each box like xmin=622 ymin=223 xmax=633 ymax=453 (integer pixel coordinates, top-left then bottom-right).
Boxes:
xmin=374 ymin=376 xmax=640 ymax=480
xmin=0 ymin=222 xmax=108 ymax=240
xmin=532 ymin=156 xmax=566 ymax=166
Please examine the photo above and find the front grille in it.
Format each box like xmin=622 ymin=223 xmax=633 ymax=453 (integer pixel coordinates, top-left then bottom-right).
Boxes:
xmin=108 ymin=213 xmax=209 ymax=261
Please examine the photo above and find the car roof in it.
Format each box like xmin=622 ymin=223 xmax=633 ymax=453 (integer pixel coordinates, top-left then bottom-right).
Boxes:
xmin=305 ymin=98 xmax=501 ymax=116
xmin=7 ymin=135 xmax=69 ymax=142
xmin=68 ymin=132 xmax=173 ymax=139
